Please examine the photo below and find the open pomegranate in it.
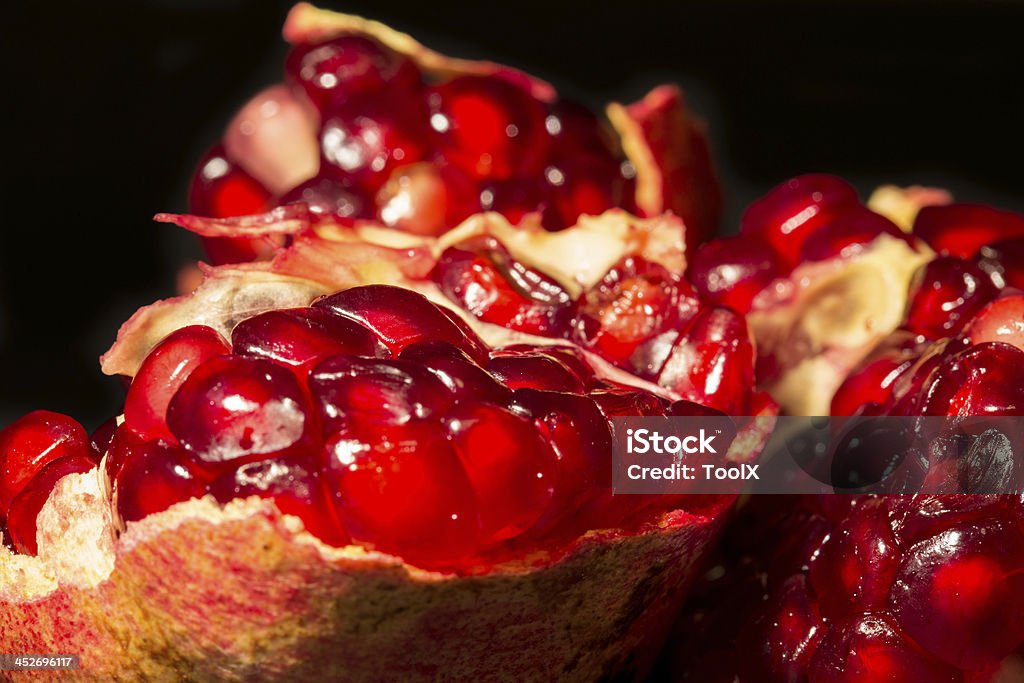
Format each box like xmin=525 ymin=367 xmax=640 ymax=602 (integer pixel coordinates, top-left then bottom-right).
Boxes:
xmin=669 ymin=217 xmax=1024 ymax=682
xmin=187 ymin=3 xmax=721 ymax=265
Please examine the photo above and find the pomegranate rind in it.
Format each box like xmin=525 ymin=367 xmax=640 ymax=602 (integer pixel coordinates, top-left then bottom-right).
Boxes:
xmin=607 ymin=85 xmax=722 ymax=253
xmin=1 ymin=469 xmax=732 ymax=682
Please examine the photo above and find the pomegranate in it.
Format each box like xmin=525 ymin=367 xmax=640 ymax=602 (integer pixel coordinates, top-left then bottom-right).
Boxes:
xmin=186 ymin=4 xmax=720 ymax=263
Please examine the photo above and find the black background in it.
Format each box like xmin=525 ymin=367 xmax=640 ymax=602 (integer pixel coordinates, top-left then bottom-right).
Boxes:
xmin=2 ymin=0 xmax=1023 ymax=429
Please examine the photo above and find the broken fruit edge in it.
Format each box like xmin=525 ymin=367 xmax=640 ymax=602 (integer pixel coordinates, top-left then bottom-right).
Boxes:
xmin=1 ymin=473 xmax=733 ymax=682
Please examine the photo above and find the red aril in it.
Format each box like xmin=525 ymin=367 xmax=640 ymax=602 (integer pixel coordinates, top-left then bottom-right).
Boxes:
xmin=189 ymin=145 xmax=273 ymax=218
xmin=398 ymin=341 xmax=510 ymax=404
xmin=904 ymin=256 xmax=999 ymax=339
xmin=0 ymin=411 xmax=92 ymax=516
xmin=486 ymin=350 xmax=586 ymax=393
xmin=798 ymin=205 xmax=907 ymax=262
xmin=6 ymin=454 xmax=97 ymax=556
xmin=123 ymin=325 xmax=231 ymax=442
xmin=544 ymin=155 xmax=628 ymax=230
xmin=113 ymin=441 xmax=214 ymax=523
xmin=914 ymin=203 xmax=1024 ymax=258
xmin=231 ymin=307 xmax=382 ymax=369
xmin=375 ymin=162 xmax=478 ymax=235
xmin=279 ymin=176 xmax=373 ymax=223
xmin=963 ymin=294 xmax=1024 ymax=352
xmin=689 ymin=234 xmax=783 ymax=313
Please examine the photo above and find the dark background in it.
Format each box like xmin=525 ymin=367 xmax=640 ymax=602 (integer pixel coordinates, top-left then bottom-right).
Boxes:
xmin=2 ymin=0 xmax=1023 ymax=430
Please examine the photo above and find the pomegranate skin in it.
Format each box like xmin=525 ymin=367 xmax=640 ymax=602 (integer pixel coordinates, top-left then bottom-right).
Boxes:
xmin=0 ymin=487 xmax=731 ymax=682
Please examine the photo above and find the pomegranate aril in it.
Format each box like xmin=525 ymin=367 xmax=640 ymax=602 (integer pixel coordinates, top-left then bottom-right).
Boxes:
xmin=7 ymin=454 xmax=96 ymax=556
xmin=543 ymin=155 xmax=625 ymax=230
xmin=510 ymin=389 xmax=612 ymax=531
xmin=113 ymin=441 xmax=213 ymax=523
xmin=478 ymin=178 xmax=550 ymax=226
xmin=914 ymin=203 xmax=1024 ymax=258
xmin=657 ymin=306 xmax=755 ymax=415
xmin=398 ymin=341 xmax=510 ymax=404
xmin=831 ymin=331 xmax=923 ymax=416
xmin=433 ymin=238 xmax=575 ymax=336
xmin=285 ymin=35 xmax=421 ymax=112
xmin=589 ymin=386 xmax=667 ymax=416
xmin=189 ymin=145 xmax=273 ymax=218
xmin=323 ymin=422 xmax=481 ymax=566
xmin=375 ymin=162 xmax=478 ymax=235
xmin=427 ymin=75 xmax=549 ymax=180
xmin=689 ymin=234 xmax=784 ymax=313
xmin=799 ymin=205 xmax=907 ymax=262
xmin=319 ymin=92 xmax=430 ymax=192
xmin=279 ymin=176 xmax=372 ymax=223
xmin=737 ymin=575 xmax=824 ymax=682
xmin=316 ymin=284 xmax=487 ymax=361
xmin=0 ymin=411 xmax=92 ymax=516
xmin=210 ymin=455 xmax=348 ymax=547
xmin=808 ymin=614 xmax=962 ymax=683
xmin=808 ymin=498 xmax=900 ymax=617
xmin=487 ymin=351 xmax=586 ymax=393
xmin=166 ymin=356 xmax=313 ymax=463
xmin=89 ymin=417 xmax=119 ymax=459
xmin=574 ymin=257 xmax=698 ymax=368
xmin=740 ymin=173 xmax=860 ymax=267
xmin=977 ymin=238 xmax=1024 ymax=290
xmin=231 ymin=307 xmax=383 ymax=369
xmin=446 ymin=401 xmax=557 ymax=541
xmin=910 ymin=342 xmax=1024 ymax=416
xmin=123 ymin=325 xmax=231 ymax=442
xmin=889 ymin=518 xmax=1024 ymax=670
xmin=545 ymin=99 xmax=616 ymax=158
xmin=964 ymin=294 xmax=1024 ymax=353
xmin=904 ymin=256 xmax=999 ymax=339
xmin=308 ymin=355 xmax=453 ymax=430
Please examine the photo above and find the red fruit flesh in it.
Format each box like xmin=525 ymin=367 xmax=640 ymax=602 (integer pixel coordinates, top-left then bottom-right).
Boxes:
xmin=486 ymin=350 xmax=586 ymax=393
xmin=166 ymin=355 xmax=313 ymax=463
xmin=123 ymin=325 xmax=231 ymax=442
xmin=375 ymin=162 xmax=478 ymax=235
xmin=0 ymin=411 xmax=92 ymax=516
xmin=904 ymin=256 xmax=999 ymax=339
xmin=433 ymin=238 xmax=575 ymax=336
xmin=189 ymin=145 xmax=273 ymax=219
xmin=798 ymin=205 xmax=906 ymax=262
xmin=6 ymin=454 xmax=97 ymax=556
xmin=964 ymin=294 xmax=1024 ymax=352
xmin=740 ymin=173 xmax=860 ymax=267
xmin=278 ymin=176 xmax=372 ymax=223
xmin=398 ymin=341 xmax=510 ymax=404
xmin=285 ymin=34 xmax=420 ymax=112
xmin=113 ymin=441 xmax=213 ymax=523
xmin=544 ymin=155 xmax=630 ymax=230
xmin=427 ymin=75 xmax=549 ymax=180
xmin=689 ymin=234 xmax=783 ymax=313
xmin=914 ymin=203 xmax=1024 ymax=258
xmin=231 ymin=307 xmax=383 ymax=369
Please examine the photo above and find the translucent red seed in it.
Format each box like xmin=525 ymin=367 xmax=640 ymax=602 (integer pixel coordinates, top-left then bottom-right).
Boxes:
xmin=0 ymin=411 xmax=92 ymax=516
xmin=689 ymin=234 xmax=783 ymax=313
xmin=113 ymin=441 xmax=213 ymax=523
xmin=375 ymin=162 xmax=478 ymax=235
xmin=279 ymin=176 xmax=373 ymax=223
xmin=963 ymin=294 xmax=1024 ymax=353
xmin=798 ymin=206 xmax=907 ymax=263
xmin=124 ymin=325 xmax=231 ymax=442
xmin=398 ymin=341 xmax=511 ymax=404
xmin=166 ymin=356 xmax=313 ymax=463
xmin=6 ymin=454 xmax=97 ymax=556
xmin=231 ymin=307 xmax=382 ymax=369
xmin=189 ymin=145 xmax=273 ymax=218
xmin=914 ymin=203 xmax=1024 ymax=258
xmin=904 ymin=256 xmax=999 ymax=339
xmin=487 ymin=350 xmax=586 ymax=393
xmin=427 ymin=75 xmax=550 ymax=180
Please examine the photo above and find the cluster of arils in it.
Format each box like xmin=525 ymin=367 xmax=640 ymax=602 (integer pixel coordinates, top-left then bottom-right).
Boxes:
xmin=189 ymin=31 xmax=637 ymax=264
xmin=433 ymin=238 xmax=759 ymax=417
xmin=833 ymin=203 xmax=1024 ymax=417
xmin=1 ymin=285 xmax=743 ymax=570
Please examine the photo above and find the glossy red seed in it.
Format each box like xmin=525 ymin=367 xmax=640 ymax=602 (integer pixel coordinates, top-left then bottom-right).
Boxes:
xmin=113 ymin=441 xmax=213 ymax=523
xmin=319 ymin=93 xmax=430 ymax=192
xmin=7 ymin=454 xmax=96 ymax=555
xmin=543 ymin=155 xmax=625 ymax=230
xmin=308 ymin=355 xmax=453 ymax=430
xmin=545 ymin=100 xmax=616 ymax=158
xmin=433 ymin=238 xmax=575 ymax=336
xmin=279 ymin=176 xmax=373 ymax=224
xmin=574 ymin=257 xmax=699 ymax=369
xmin=808 ymin=498 xmax=900 ymax=617
xmin=478 ymin=178 xmax=550 ymax=227
xmin=427 ymin=75 xmax=549 ymax=180
xmin=375 ymin=162 xmax=479 ymax=235
xmin=103 ymin=424 xmax=144 ymax=482
xmin=188 ymin=145 xmax=272 ymax=218
xmin=740 ymin=174 xmax=860 ymax=267
xmin=831 ymin=332 xmax=923 ymax=416
xmin=976 ymin=238 xmax=1024 ymax=289
xmin=166 ymin=356 xmax=312 ymax=463
xmin=0 ymin=411 xmax=92 ymax=516
xmin=963 ymin=294 xmax=1024 ymax=353
xmin=910 ymin=342 xmax=1024 ymax=416
xmin=890 ymin=519 xmax=1024 ymax=670
xmin=914 ymin=203 xmax=1024 ymax=258
xmin=588 ymin=387 xmax=668 ymax=416
xmin=89 ymin=417 xmax=119 ymax=459
xmin=689 ymin=234 xmax=784 ymax=313
xmin=398 ymin=341 xmax=510 ymax=404
xmin=737 ymin=575 xmax=824 ymax=682
xmin=315 ymin=284 xmax=488 ymax=361
xmin=124 ymin=326 xmax=231 ymax=442
xmin=231 ymin=307 xmax=383 ymax=369
xmin=323 ymin=422 xmax=480 ymax=566
xmin=210 ymin=455 xmax=348 ymax=547
xmin=799 ymin=206 xmax=907 ymax=262
xmin=285 ymin=35 xmax=421 ymax=112
xmin=446 ymin=401 xmax=557 ymax=541
xmin=510 ymin=389 xmax=612 ymax=532
xmin=487 ymin=351 xmax=586 ymax=393
xmin=904 ymin=257 xmax=999 ymax=339
xmin=657 ymin=306 xmax=755 ymax=415
xmin=808 ymin=614 xmax=961 ymax=683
